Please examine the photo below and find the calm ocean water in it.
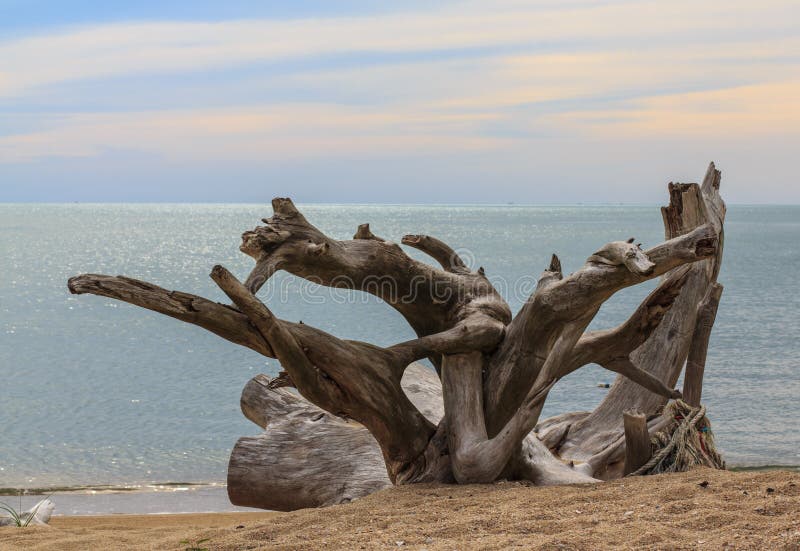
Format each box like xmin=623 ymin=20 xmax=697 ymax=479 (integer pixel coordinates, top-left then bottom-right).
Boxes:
xmin=1 ymin=203 xmax=798 ymax=488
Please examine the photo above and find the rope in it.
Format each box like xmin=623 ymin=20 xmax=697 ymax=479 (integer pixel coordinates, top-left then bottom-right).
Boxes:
xmin=626 ymin=399 xmax=723 ymax=476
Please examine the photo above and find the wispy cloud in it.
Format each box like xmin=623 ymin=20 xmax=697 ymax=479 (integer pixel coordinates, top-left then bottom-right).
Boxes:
xmin=548 ymin=81 xmax=800 ymax=138
xmin=1 ymin=0 xmax=798 ymax=201
xmin=0 ymin=105 xmax=508 ymax=163
xmin=1 ymin=0 xmax=796 ymax=98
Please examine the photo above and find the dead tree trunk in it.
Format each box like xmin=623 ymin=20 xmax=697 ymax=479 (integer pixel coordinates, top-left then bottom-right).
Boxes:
xmin=228 ymin=363 xmax=442 ymax=510
xmin=67 ymin=162 xmax=726 ymax=510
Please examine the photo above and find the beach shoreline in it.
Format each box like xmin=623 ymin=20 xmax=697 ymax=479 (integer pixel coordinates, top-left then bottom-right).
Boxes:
xmin=2 ymin=468 xmax=799 ymax=550
xmin=3 ymin=464 xmax=798 ymax=515
xmin=1 ymin=485 xmax=260 ymax=517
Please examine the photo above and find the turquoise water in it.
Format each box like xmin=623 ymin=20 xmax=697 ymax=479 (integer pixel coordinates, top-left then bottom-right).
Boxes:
xmin=1 ymin=203 xmax=798 ymax=488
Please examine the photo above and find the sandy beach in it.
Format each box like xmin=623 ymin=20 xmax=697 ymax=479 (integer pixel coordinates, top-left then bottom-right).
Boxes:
xmin=2 ymin=468 xmax=798 ymax=550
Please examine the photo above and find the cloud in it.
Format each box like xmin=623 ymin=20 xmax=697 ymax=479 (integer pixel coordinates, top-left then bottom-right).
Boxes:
xmin=547 ymin=81 xmax=800 ymax=138
xmin=3 ymin=31 xmax=797 ymax=164
xmin=1 ymin=0 xmax=798 ymax=201
xmin=0 ymin=105 xmax=508 ymax=163
xmin=0 ymin=0 xmax=796 ymax=98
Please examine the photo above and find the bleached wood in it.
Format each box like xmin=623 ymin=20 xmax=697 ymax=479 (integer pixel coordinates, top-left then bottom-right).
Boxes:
xmin=542 ymin=163 xmax=725 ymax=478
xmin=68 ymin=163 xmax=726 ymax=509
xmin=683 ymin=283 xmax=724 ymax=407
xmin=623 ymin=411 xmax=651 ymax=475
xmin=229 ymin=363 xmax=443 ymax=509
xmin=0 ymin=499 xmax=54 ymax=527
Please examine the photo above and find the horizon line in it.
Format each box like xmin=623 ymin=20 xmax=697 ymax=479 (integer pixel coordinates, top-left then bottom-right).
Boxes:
xmin=0 ymin=200 xmax=797 ymax=207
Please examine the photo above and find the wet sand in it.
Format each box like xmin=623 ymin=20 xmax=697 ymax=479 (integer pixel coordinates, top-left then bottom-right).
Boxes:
xmin=2 ymin=468 xmax=799 ymax=550
xmin=4 ymin=485 xmax=259 ymax=516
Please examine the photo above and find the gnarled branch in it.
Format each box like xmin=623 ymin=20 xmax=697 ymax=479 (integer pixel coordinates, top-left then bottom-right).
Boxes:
xmin=67 ymin=162 xmax=727 ymax=506
xmin=67 ymin=274 xmax=274 ymax=357
xmin=562 ymin=265 xmax=692 ymax=399
xmin=209 ymin=265 xmax=438 ymax=481
xmin=484 ymin=221 xmax=718 ymax=436
xmin=541 ymin=162 xmax=726 ymax=474
xmin=239 ymin=198 xmax=511 ymax=354
xmin=401 ymin=234 xmax=470 ymax=274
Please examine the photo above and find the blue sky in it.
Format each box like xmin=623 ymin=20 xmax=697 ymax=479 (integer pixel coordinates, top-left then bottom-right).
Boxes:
xmin=1 ymin=1 xmax=798 ymax=203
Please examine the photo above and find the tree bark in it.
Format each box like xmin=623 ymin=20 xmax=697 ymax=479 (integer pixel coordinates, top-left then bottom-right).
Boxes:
xmin=67 ymin=163 xmax=727 ymax=510
xmin=623 ymin=411 xmax=651 ymax=475
xmin=229 ymin=363 xmax=443 ymax=510
xmin=541 ymin=163 xmax=725 ymax=479
xmin=683 ymin=283 xmax=724 ymax=407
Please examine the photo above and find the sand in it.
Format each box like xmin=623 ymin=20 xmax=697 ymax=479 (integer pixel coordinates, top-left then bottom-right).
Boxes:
xmin=2 ymin=468 xmax=799 ymax=550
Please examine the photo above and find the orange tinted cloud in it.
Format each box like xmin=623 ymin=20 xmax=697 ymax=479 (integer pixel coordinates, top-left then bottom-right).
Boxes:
xmin=547 ymin=81 xmax=800 ymax=138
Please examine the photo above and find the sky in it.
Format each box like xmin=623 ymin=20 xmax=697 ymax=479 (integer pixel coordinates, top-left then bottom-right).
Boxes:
xmin=0 ymin=0 xmax=798 ymax=203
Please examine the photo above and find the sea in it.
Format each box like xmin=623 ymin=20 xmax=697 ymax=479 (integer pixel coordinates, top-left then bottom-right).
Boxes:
xmin=1 ymin=203 xmax=799 ymax=493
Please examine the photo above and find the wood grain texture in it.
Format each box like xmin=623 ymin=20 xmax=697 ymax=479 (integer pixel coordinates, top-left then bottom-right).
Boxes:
xmin=623 ymin=411 xmax=651 ymax=475
xmin=543 ymin=163 xmax=726 ymax=478
xmin=229 ymin=363 xmax=443 ymax=510
xmin=68 ymin=163 xmax=726 ymax=509
xmin=683 ymin=283 xmax=724 ymax=407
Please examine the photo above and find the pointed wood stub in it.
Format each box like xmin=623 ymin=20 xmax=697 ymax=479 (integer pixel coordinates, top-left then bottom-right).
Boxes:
xmin=623 ymin=410 xmax=651 ymax=475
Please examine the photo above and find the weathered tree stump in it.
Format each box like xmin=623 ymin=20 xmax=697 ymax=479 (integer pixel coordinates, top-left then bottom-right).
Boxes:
xmin=623 ymin=410 xmax=651 ymax=475
xmin=68 ymin=163 xmax=726 ymax=510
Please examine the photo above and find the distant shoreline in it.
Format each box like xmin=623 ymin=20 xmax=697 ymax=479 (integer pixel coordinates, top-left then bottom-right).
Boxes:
xmin=2 ymin=485 xmax=256 ymax=516
xmin=2 ymin=465 xmax=799 ymax=517
xmin=4 ymin=464 xmax=799 ymax=497
xmin=0 ymin=481 xmax=222 ymax=497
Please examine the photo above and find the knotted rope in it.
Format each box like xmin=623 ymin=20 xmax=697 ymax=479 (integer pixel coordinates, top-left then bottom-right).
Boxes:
xmin=627 ymin=399 xmax=725 ymax=476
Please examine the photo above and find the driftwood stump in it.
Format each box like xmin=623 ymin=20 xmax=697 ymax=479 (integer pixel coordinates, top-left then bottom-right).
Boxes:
xmin=623 ymin=411 xmax=651 ymax=475
xmin=68 ymin=163 xmax=726 ymax=511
